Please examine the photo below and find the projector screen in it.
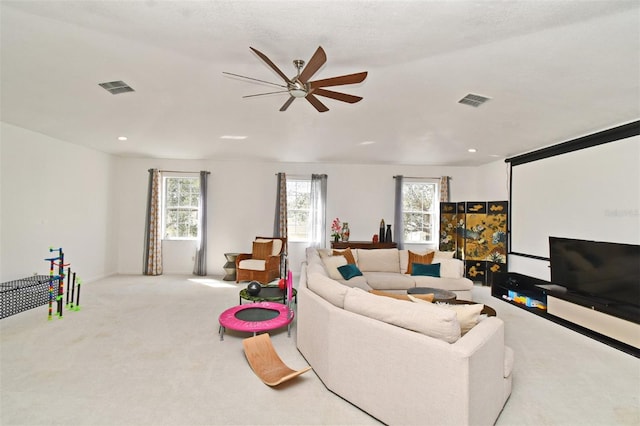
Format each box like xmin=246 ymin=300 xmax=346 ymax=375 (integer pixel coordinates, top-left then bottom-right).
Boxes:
xmin=507 ymin=122 xmax=639 ymax=277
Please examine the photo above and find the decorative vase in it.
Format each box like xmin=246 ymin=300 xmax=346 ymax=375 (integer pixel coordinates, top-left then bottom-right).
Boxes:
xmin=342 ymin=223 xmax=350 ymax=242
xmin=385 ymin=224 xmax=392 ymax=243
xmin=333 ymin=235 xmax=340 ymax=243
xmin=379 ymin=219 xmax=386 ymax=243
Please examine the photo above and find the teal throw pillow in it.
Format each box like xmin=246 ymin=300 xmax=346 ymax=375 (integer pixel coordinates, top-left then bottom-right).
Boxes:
xmin=337 ymin=264 xmax=363 ymax=280
xmin=411 ymin=262 xmax=441 ymax=277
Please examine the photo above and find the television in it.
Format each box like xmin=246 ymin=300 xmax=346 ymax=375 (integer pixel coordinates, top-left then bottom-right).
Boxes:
xmin=549 ymin=237 xmax=640 ymax=309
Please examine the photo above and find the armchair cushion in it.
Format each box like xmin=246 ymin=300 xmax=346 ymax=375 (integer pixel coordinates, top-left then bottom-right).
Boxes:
xmin=255 ymin=238 xmax=283 ymax=256
xmin=252 ymin=240 xmax=273 ymax=260
xmin=238 ymin=259 xmax=266 ymax=271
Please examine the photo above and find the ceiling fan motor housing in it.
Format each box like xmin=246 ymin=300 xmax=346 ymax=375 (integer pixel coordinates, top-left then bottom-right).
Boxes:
xmin=289 ymin=80 xmax=308 ymax=97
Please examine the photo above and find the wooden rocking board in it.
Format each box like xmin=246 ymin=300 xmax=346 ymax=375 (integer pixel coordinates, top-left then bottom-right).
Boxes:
xmin=242 ymin=333 xmax=312 ymax=386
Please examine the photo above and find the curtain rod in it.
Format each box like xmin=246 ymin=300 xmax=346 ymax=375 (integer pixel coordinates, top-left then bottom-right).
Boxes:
xmin=393 ymin=175 xmax=442 ymax=180
xmin=151 ymin=169 xmax=210 ymax=174
xmin=274 ymin=173 xmax=326 ymax=176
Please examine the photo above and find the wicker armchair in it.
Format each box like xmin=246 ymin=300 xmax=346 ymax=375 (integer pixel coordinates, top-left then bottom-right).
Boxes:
xmin=236 ymin=237 xmax=286 ymax=284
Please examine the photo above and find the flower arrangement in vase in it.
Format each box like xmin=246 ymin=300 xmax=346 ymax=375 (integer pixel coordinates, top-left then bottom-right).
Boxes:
xmin=331 ymin=218 xmax=342 ymax=242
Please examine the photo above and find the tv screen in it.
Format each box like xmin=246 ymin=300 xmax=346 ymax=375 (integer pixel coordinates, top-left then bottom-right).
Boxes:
xmin=549 ymin=237 xmax=640 ymax=308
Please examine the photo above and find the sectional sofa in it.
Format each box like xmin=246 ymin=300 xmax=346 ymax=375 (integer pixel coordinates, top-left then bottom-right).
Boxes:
xmin=309 ymin=247 xmax=474 ymax=299
xmin=297 ymin=248 xmax=514 ymax=425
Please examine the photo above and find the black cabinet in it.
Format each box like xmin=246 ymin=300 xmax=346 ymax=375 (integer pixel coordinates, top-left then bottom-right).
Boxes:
xmin=492 ymin=271 xmax=639 ymax=357
xmin=491 ymin=272 xmax=549 ymax=316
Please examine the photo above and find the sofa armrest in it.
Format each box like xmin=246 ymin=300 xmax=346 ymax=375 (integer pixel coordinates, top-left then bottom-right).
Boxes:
xmin=451 ymin=316 xmax=509 ymax=425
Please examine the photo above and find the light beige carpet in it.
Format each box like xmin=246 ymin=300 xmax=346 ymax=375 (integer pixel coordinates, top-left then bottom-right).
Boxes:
xmin=1 ymin=274 xmax=638 ymax=426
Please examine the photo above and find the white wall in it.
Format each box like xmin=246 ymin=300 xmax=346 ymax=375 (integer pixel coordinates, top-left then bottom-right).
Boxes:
xmin=115 ymin=158 xmax=483 ymax=276
xmin=472 ymin=159 xmax=510 ymax=201
xmin=0 ymin=123 xmax=117 ymax=282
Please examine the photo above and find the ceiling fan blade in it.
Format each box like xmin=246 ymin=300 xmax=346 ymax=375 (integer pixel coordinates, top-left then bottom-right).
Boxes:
xmin=312 ymin=88 xmax=363 ymax=104
xmin=243 ymin=90 xmax=290 ymax=98
xmin=305 ymin=94 xmax=329 ymax=112
xmin=310 ymin=71 xmax=368 ymax=89
xmin=280 ymin=96 xmax=295 ymax=111
xmin=222 ymin=72 xmax=287 ymax=88
xmin=298 ymin=46 xmax=327 ymax=83
xmin=250 ymin=47 xmax=292 ymax=84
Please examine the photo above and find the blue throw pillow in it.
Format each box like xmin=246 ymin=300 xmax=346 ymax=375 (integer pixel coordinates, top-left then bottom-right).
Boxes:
xmin=411 ymin=262 xmax=441 ymax=277
xmin=337 ymin=264 xmax=363 ymax=280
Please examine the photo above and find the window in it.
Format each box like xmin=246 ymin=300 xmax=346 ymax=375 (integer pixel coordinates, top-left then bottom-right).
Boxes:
xmin=402 ymin=180 xmax=438 ymax=244
xmin=286 ymin=178 xmax=311 ymax=242
xmin=162 ymin=176 xmax=200 ymax=239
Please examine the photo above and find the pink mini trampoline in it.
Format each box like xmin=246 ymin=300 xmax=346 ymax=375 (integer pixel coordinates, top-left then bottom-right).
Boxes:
xmin=218 ymin=271 xmax=295 ymax=341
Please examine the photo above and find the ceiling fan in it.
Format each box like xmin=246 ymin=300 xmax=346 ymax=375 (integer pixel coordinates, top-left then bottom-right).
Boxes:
xmin=223 ymin=46 xmax=367 ymax=112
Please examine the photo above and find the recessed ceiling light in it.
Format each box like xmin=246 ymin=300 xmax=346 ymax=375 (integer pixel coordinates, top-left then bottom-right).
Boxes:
xmin=468 ymin=148 xmax=477 ymax=153
xmin=220 ymin=135 xmax=247 ymax=140
xmin=117 ymin=136 xmax=128 ymax=141
xmin=359 ymin=141 xmax=376 ymax=145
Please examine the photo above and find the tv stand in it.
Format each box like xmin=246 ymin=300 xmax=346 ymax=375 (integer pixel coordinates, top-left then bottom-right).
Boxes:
xmin=492 ymin=272 xmax=640 ymax=357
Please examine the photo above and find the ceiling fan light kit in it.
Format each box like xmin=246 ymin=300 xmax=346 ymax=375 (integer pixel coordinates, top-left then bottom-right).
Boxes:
xmin=224 ymin=46 xmax=367 ymax=112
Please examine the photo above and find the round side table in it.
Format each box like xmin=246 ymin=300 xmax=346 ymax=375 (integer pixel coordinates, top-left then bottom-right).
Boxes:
xmin=407 ymin=287 xmax=457 ymax=302
xmin=239 ymin=285 xmax=297 ymax=305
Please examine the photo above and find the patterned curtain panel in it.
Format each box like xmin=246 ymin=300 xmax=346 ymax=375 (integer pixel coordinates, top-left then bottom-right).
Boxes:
xmin=143 ymin=169 xmax=163 ymax=275
xmin=273 ymin=172 xmax=288 ymax=243
xmin=273 ymin=172 xmax=288 ymax=276
xmin=393 ymin=175 xmax=405 ymax=250
xmin=193 ymin=171 xmax=210 ymax=276
xmin=310 ymin=174 xmax=328 ymax=248
xmin=440 ymin=176 xmax=450 ymax=202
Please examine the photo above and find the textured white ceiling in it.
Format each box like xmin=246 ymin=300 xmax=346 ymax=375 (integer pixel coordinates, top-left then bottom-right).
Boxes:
xmin=1 ymin=0 xmax=639 ymax=166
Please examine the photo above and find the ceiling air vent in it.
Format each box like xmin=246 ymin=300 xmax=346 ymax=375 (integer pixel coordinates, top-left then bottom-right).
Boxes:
xmin=99 ymin=80 xmax=134 ymax=95
xmin=458 ymin=93 xmax=490 ymax=107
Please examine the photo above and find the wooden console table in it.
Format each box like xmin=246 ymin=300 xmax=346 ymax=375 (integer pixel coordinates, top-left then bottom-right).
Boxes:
xmin=331 ymin=241 xmax=397 ymax=249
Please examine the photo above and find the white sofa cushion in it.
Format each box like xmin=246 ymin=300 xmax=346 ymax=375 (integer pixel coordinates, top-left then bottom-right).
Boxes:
xmin=306 ymin=261 xmax=326 ymax=276
xmin=307 ymin=272 xmax=349 ymax=308
xmin=432 ymin=258 xmax=464 ymax=279
xmin=413 ymin=297 xmax=484 ymax=335
xmin=434 ymin=250 xmax=455 ymax=259
xmin=343 ymin=287 xmax=461 ymax=343
xmin=321 ymin=255 xmax=348 ymax=280
xmin=362 ymin=271 xmax=415 ymax=290
xmin=412 ymin=275 xmax=474 ymax=292
xmin=356 ymin=249 xmax=400 ymax=273
xmin=445 ymin=303 xmax=485 ymax=335
xmin=237 ymin=259 xmax=265 ymax=271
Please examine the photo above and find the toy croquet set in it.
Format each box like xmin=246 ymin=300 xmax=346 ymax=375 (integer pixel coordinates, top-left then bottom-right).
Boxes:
xmin=0 ymin=246 xmax=83 ymax=320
